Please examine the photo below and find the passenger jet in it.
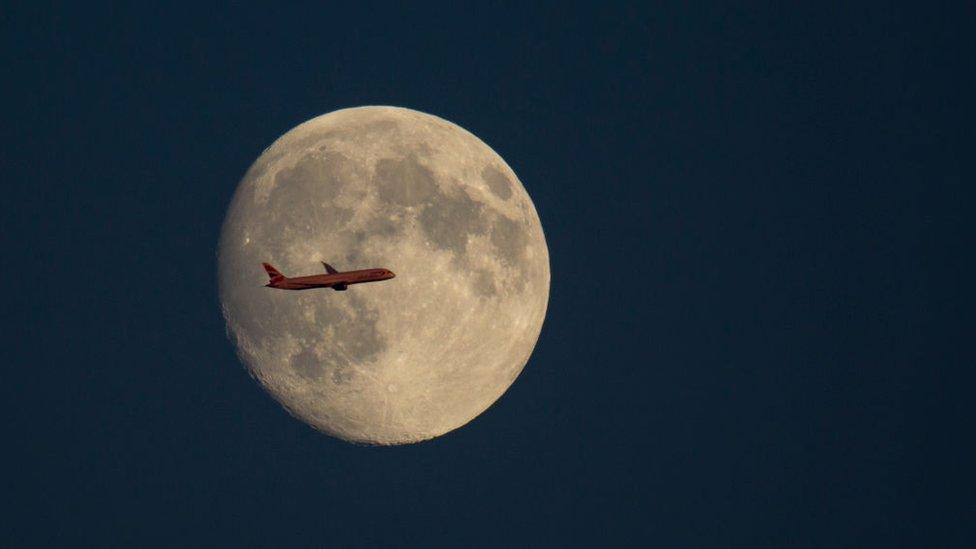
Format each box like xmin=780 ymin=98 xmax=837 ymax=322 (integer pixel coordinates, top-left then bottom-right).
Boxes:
xmin=262 ymin=262 xmax=395 ymax=291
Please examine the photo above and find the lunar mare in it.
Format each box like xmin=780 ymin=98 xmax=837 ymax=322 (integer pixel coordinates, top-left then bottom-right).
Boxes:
xmin=218 ymin=107 xmax=550 ymax=444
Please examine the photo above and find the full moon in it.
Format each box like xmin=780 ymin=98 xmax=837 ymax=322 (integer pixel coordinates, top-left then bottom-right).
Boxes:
xmin=218 ymin=106 xmax=550 ymax=445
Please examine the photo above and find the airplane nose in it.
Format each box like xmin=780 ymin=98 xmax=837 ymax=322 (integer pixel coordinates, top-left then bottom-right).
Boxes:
xmin=389 ymin=271 xmax=396 ymax=279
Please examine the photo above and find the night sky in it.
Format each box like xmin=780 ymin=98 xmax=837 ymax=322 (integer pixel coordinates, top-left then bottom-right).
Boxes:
xmin=4 ymin=4 xmax=972 ymax=547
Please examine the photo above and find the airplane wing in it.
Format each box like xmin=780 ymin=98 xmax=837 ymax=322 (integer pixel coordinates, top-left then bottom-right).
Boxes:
xmin=322 ymin=261 xmax=339 ymax=274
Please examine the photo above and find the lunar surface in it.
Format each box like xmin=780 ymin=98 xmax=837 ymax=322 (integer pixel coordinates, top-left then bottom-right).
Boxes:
xmin=218 ymin=106 xmax=550 ymax=444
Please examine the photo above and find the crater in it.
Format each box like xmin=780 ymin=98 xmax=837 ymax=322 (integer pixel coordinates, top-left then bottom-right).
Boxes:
xmin=331 ymin=366 xmax=355 ymax=385
xmin=482 ymin=165 xmax=513 ymax=200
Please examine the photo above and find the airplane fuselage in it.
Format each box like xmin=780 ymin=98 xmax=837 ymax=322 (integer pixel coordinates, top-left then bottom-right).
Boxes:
xmin=265 ymin=267 xmax=395 ymax=290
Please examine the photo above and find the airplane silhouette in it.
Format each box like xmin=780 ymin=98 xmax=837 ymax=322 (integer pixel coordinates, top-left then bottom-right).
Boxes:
xmin=262 ymin=261 xmax=395 ymax=291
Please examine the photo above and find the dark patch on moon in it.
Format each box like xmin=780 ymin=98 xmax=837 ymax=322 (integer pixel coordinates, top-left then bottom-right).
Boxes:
xmin=324 ymin=300 xmax=387 ymax=364
xmin=412 ymin=142 xmax=435 ymax=157
xmin=274 ymin=151 xmax=349 ymax=193
xmin=419 ymin=189 xmax=487 ymax=255
xmin=244 ymin=131 xmax=363 ymax=186
xmin=268 ymin=152 xmax=354 ymax=234
xmin=472 ymin=269 xmax=497 ymax=297
xmin=241 ymin=119 xmax=396 ymax=203
xmin=482 ymin=165 xmax=513 ymax=200
xmin=291 ymin=347 xmax=324 ymax=380
xmin=489 ymin=214 xmax=531 ymax=292
xmin=490 ymin=214 xmax=528 ymax=265
xmin=374 ymin=156 xmax=439 ymax=207
xmin=285 ymin=295 xmax=387 ymax=384
xmin=331 ymin=365 xmax=356 ymax=385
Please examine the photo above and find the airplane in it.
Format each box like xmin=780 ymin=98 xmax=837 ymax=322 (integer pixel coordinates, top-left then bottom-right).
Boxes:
xmin=262 ymin=261 xmax=395 ymax=291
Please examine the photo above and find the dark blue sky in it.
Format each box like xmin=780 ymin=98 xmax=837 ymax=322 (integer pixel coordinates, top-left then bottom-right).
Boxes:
xmin=3 ymin=3 xmax=972 ymax=547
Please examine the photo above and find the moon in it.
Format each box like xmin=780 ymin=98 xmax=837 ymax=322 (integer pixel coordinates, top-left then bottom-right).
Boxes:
xmin=218 ymin=106 xmax=550 ymax=445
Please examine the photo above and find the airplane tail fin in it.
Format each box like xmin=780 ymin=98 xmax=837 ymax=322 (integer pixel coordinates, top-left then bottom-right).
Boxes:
xmin=262 ymin=262 xmax=286 ymax=282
